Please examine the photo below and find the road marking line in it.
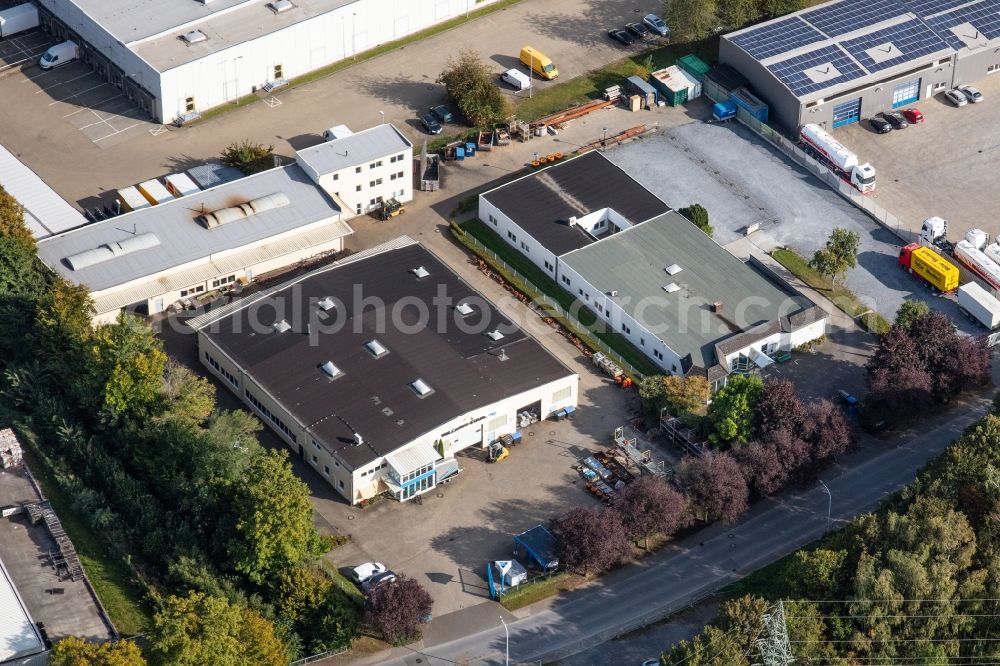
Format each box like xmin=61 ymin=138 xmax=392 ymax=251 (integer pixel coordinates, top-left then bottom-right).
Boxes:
xmin=34 ymin=70 xmax=95 ymax=94
xmin=63 ymin=93 xmax=123 ymax=117
xmin=48 ymin=82 xmax=108 ymax=105
xmin=93 ymin=121 xmax=143 ymax=142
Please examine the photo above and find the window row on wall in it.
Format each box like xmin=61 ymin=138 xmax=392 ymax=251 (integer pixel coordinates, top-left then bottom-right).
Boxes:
xmin=245 ymin=388 xmax=297 ymax=444
xmin=204 ymin=351 xmax=238 ymax=389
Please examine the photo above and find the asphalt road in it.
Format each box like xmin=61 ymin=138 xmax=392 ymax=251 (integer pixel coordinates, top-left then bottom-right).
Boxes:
xmin=372 ymin=392 xmax=993 ymax=666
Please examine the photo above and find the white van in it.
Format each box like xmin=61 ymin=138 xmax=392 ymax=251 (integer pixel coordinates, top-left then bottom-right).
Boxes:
xmin=39 ymin=41 xmax=78 ymax=70
xmin=501 ymin=68 xmax=531 ymax=91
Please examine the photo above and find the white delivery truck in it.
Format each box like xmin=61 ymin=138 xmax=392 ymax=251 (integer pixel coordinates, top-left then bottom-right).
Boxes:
xmin=0 ymin=3 xmax=39 ymax=39
xmin=957 ymin=282 xmax=1000 ymax=330
xmin=501 ymin=68 xmax=531 ymax=91
xmin=39 ymin=40 xmax=79 ymax=69
xmin=799 ymin=123 xmax=876 ymax=193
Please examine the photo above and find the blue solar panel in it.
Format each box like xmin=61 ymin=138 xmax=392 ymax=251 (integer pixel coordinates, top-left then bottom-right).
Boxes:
xmin=925 ymin=0 xmax=1000 ymax=50
xmin=729 ymin=17 xmax=827 ymax=61
xmin=904 ymin=0 xmax=973 ymax=18
xmin=801 ymin=0 xmax=905 ymax=37
xmin=766 ymin=44 xmax=867 ymax=96
xmin=840 ymin=19 xmax=950 ymax=72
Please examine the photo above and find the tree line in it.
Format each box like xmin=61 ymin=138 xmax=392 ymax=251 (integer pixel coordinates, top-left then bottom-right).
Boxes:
xmin=0 ymin=186 xmax=359 ymax=664
xmin=664 ymin=393 xmax=1000 ymax=664
xmin=664 ymin=0 xmax=818 ymax=43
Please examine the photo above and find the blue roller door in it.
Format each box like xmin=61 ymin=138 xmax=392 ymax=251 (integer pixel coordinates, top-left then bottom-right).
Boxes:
xmin=832 ymin=97 xmax=861 ymax=127
xmin=892 ymin=78 xmax=920 ymax=108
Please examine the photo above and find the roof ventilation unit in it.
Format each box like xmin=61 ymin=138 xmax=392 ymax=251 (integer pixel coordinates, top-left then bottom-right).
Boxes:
xmin=410 ymin=378 xmax=434 ymax=397
xmin=268 ymin=0 xmax=294 ymax=12
xmin=485 ymin=329 xmax=505 ymax=341
xmin=455 ymin=302 xmax=474 ymax=316
xmin=273 ymin=319 xmax=292 ymax=333
xmin=365 ymin=340 xmax=389 ymax=358
xmin=411 ymin=266 xmax=430 ymax=279
xmin=663 ymin=283 xmax=680 ymax=294
xmin=711 ymin=301 xmax=724 ymax=313
xmin=317 ymin=297 xmax=335 ymax=311
xmin=65 ymin=232 xmax=161 ymax=271
xmin=607 ymin=290 xmax=619 ymax=297
xmin=320 ymin=361 xmax=342 ymax=378
xmin=665 ymin=263 xmax=682 ymax=275
xmin=198 ymin=192 xmax=290 ymax=228
xmin=180 ymin=30 xmax=207 ymax=45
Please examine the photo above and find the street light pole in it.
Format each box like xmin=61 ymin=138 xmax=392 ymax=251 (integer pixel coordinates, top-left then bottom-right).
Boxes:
xmin=602 ymin=127 xmax=608 ymax=151
xmin=818 ymin=480 xmax=832 ymax=530
xmin=500 ymin=616 xmax=509 ymax=666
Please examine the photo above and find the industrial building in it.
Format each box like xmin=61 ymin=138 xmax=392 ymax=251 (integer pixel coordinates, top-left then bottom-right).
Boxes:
xmin=0 ymin=144 xmax=87 ymax=240
xmin=32 ymin=123 xmax=416 ymax=324
xmin=0 ymin=556 xmax=44 ymax=666
xmin=191 ymin=237 xmax=579 ymax=505
xmin=720 ymin=0 xmax=1000 ymax=131
xmin=479 ymin=152 xmax=827 ymax=386
xmin=31 ymin=0 xmax=501 ymax=123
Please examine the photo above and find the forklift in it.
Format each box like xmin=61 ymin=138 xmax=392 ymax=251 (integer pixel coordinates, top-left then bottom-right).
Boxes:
xmin=377 ymin=198 xmax=405 ymax=221
xmin=487 ymin=442 xmax=509 ymax=463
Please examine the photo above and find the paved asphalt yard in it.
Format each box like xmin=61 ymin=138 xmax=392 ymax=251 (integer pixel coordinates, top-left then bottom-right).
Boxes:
xmin=0 ymin=0 xmax=666 ymax=209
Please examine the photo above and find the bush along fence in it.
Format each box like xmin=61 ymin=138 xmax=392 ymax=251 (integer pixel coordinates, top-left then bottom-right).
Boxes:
xmin=702 ymin=81 xmax=915 ymax=245
xmin=450 ymin=221 xmax=654 ymax=379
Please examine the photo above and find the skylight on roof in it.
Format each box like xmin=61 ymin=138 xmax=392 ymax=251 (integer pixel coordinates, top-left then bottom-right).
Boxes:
xmin=317 ymin=297 xmax=335 ymax=311
xmin=181 ymin=30 xmax=207 ymax=45
xmin=320 ymin=361 xmax=342 ymax=379
xmin=268 ymin=0 xmax=294 ymax=13
xmin=365 ymin=340 xmax=389 ymax=358
xmin=273 ymin=319 xmax=292 ymax=333
xmin=665 ymin=263 xmax=682 ymax=275
xmin=410 ymin=378 xmax=434 ymax=397
xmin=455 ymin=302 xmax=474 ymax=316
xmin=486 ymin=329 xmax=505 ymax=341
xmin=412 ymin=266 xmax=430 ymax=279
xmin=663 ymin=283 xmax=681 ymax=294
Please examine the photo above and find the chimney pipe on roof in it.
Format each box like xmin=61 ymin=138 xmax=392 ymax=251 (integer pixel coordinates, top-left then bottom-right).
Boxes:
xmin=711 ymin=302 xmax=723 ymax=313
xmin=354 ymin=433 xmax=364 ymax=446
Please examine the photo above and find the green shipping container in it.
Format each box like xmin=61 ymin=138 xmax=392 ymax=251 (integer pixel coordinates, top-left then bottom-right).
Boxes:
xmin=649 ymin=68 xmax=689 ymax=106
xmin=678 ymin=54 xmax=710 ymax=82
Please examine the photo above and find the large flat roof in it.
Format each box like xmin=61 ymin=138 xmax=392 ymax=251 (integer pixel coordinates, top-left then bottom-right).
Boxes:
xmin=295 ymin=124 xmax=412 ymax=177
xmin=560 ymin=213 xmax=813 ymax=372
xmin=480 ymin=152 xmax=670 ymax=256
xmin=0 ymin=556 xmax=43 ymax=663
xmin=37 ymin=164 xmax=349 ymax=293
xmin=723 ymin=0 xmax=995 ymax=102
xmin=0 ymin=145 xmax=87 ymax=240
xmin=195 ymin=238 xmax=575 ymax=470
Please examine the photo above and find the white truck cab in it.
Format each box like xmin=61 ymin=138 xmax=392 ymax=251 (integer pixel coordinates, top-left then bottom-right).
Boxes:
xmin=39 ymin=41 xmax=79 ymax=70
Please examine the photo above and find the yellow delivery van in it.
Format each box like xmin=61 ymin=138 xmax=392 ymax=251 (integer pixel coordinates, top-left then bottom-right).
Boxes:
xmin=520 ymin=46 xmax=558 ymax=80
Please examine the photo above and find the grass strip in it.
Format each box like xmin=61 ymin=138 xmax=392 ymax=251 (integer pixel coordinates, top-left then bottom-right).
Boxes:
xmin=499 ymin=572 xmax=576 ymax=611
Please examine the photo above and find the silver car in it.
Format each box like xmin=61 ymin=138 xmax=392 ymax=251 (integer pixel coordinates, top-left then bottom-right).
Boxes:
xmin=958 ymin=84 xmax=983 ymax=103
xmin=944 ymin=89 xmax=968 ymax=107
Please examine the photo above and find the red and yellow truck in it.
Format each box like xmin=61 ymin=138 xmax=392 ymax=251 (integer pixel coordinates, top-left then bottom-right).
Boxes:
xmin=898 ymin=243 xmax=959 ymax=292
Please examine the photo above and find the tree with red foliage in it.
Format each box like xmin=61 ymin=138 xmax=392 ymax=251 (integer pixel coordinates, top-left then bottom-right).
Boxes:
xmin=866 ymin=364 xmax=934 ymax=427
xmin=615 ymin=477 xmax=690 ymax=548
xmin=755 ymin=378 xmax=809 ymax=439
xmin=735 ymin=440 xmax=787 ymax=499
xmin=947 ymin=336 xmax=991 ymax=393
xmin=674 ymin=451 xmax=749 ymax=524
xmin=807 ymin=398 xmax=854 ymax=463
xmin=364 ymin=576 xmax=433 ymax=645
xmin=550 ymin=505 xmax=630 ymax=575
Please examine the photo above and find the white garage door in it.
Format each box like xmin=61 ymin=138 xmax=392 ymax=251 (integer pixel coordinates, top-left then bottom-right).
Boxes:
xmin=892 ymin=78 xmax=920 ymax=108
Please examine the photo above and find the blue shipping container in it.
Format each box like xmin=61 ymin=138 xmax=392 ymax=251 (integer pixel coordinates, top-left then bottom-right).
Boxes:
xmin=712 ymin=100 xmax=737 ymax=121
xmin=465 ymin=142 xmax=477 ymax=157
xmin=729 ymin=87 xmax=768 ymax=123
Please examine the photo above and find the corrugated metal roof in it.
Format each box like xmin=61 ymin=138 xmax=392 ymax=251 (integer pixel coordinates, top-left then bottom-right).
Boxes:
xmin=0 ymin=145 xmax=87 ymax=239
xmin=295 ymin=124 xmax=411 ymax=177
xmin=560 ymin=212 xmax=813 ymax=371
xmin=37 ymin=164 xmax=343 ymax=293
xmin=0 ymin=557 xmax=44 ymax=662
xmin=386 ymin=443 xmax=440 ymax=475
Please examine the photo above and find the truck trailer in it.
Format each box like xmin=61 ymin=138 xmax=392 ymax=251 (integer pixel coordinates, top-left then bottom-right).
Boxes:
xmin=898 ymin=244 xmax=959 ymax=292
xmin=958 ymin=282 xmax=1000 ymax=329
xmin=953 ymin=240 xmax=1000 ymax=291
xmin=799 ymin=124 xmax=876 ymax=193
xmin=0 ymin=3 xmax=39 ymax=39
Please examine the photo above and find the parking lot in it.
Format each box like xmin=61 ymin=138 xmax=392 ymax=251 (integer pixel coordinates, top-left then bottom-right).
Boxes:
xmin=607 ymin=118 xmax=977 ymax=332
xmin=839 ymin=72 xmax=1000 ymax=240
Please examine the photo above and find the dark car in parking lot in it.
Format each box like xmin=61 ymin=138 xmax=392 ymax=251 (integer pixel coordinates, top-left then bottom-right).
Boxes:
xmin=608 ymin=28 xmax=635 ymax=46
xmin=880 ymin=111 xmax=908 ymax=129
xmin=625 ymin=22 xmax=649 ymax=39
xmin=429 ymin=105 xmax=453 ymax=123
xmin=420 ymin=113 xmax=442 ymax=134
xmin=869 ymin=116 xmax=892 ymax=133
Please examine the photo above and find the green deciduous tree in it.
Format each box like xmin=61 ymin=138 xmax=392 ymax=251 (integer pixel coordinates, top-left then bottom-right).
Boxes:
xmin=159 ymin=360 xmax=216 ymax=424
xmin=272 ymin=565 xmax=332 ymax=625
xmin=718 ymin=0 xmax=762 ymax=30
xmin=809 ymin=228 xmax=859 ymax=288
xmin=665 ymin=374 xmax=711 ymax=414
xmin=679 ymin=203 xmax=714 ymax=237
xmin=221 ymin=140 xmax=275 ymax=175
xmin=438 ymin=50 xmax=510 ymax=126
xmin=89 ymin=314 xmax=167 ymax=423
xmin=148 ymin=592 xmax=287 ymax=666
xmin=895 ymin=299 xmax=930 ymax=330
xmin=228 ymin=449 xmax=326 ymax=584
xmin=666 ymin=0 xmax=719 ymax=42
xmin=707 ymin=374 xmax=763 ymax=445
xmin=51 ymin=637 xmax=147 ymax=666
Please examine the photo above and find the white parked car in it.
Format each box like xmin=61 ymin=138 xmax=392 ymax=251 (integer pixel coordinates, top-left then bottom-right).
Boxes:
xmin=958 ymin=84 xmax=983 ymax=103
xmin=350 ymin=562 xmax=387 ymax=583
xmin=944 ymin=89 xmax=968 ymax=107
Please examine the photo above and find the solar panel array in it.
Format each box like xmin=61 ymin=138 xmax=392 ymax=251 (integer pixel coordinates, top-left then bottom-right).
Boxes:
xmin=904 ymin=0 xmax=972 ymax=18
xmin=766 ymin=45 xmax=867 ymax=96
xmin=800 ymin=0 xmax=903 ymax=37
xmin=729 ymin=17 xmax=827 ymax=60
xmin=840 ymin=18 xmax=950 ymax=72
xmin=924 ymin=0 xmax=1000 ymax=50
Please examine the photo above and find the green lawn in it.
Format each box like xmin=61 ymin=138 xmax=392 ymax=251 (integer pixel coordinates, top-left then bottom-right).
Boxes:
xmin=319 ymin=558 xmax=366 ymax=607
xmin=15 ymin=439 xmax=152 ymax=636
xmin=772 ymin=248 xmax=890 ymax=334
xmin=499 ymin=572 xmax=577 ymax=611
xmin=455 ymin=219 xmax=660 ymax=377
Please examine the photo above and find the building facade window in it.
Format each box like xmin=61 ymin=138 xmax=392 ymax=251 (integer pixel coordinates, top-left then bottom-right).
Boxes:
xmin=653 ymin=349 xmax=663 ymax=361
xmin=544 ymin=260 xmax=553 ymax=271
xmin=507 ymin=230 xmax=516 ymax=242
xmin=244 ymin=389 xmax=297 ymax=443
xmin=489 ymin=214 xmax=497 ymax=225
xmin=621 ymin=323 xmax=631 ymax=334
xmin=561 ymin=275 xmax=570 ymax=286
xmin=323 ymin=465 xmax=330 ymax=476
